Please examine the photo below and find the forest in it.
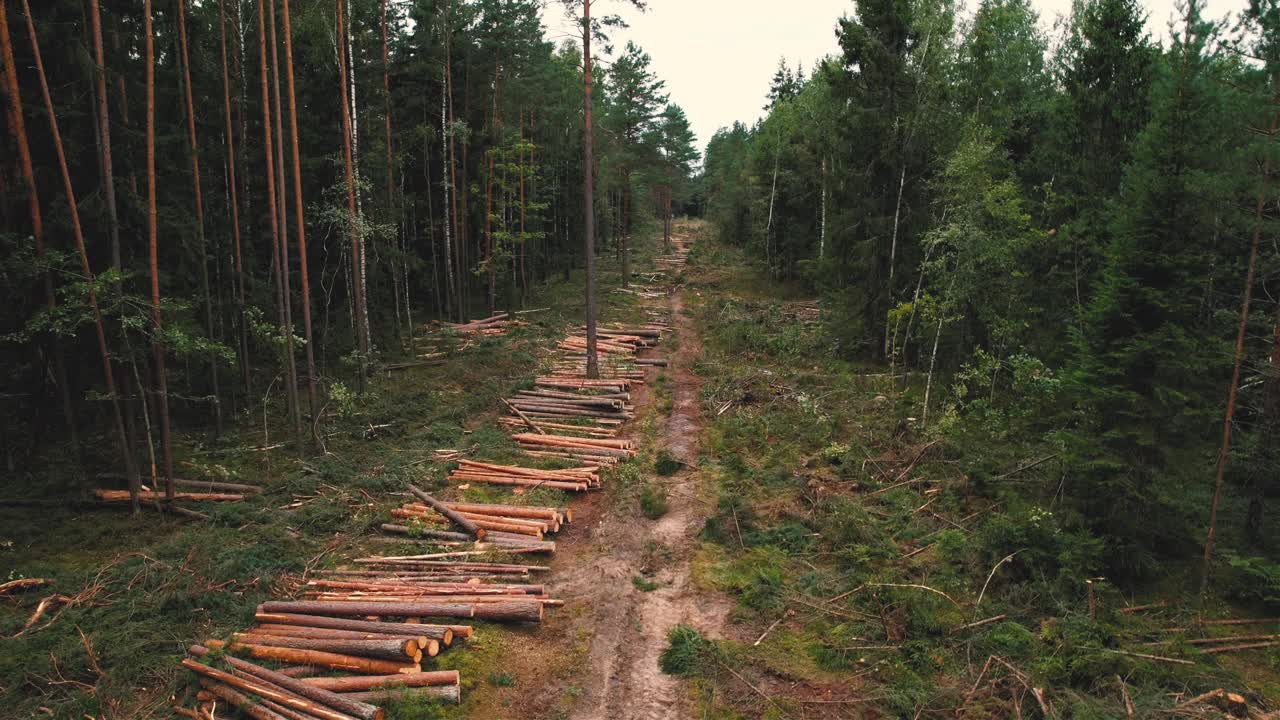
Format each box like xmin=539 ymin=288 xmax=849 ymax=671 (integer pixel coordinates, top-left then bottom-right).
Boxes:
xmin=2 ymin=0 xmax=1280 ymax=717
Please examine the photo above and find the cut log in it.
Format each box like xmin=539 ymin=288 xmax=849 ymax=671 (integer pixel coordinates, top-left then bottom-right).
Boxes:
xmin=203 ymin=639 xmax=415 ymax=675
xmin=94 ymin=489 xmax=243 ymax=502
xmin=407 ymin=486 xmax=485 ymax=539
xmin=211 ymin=655 xmax=383 ymax=720
xmin=261 ymin=600 xmax=477 ymax=619
xmin=232 ymin=633 xmax=421 ymax=662
xmin=181 ymin=657 xmax=374 ymax=720
xmin=197 ymin=679 xmax=291 ymax=720
xmin=254 ymin=613 xmax=455 ymax=645
xmin=299 ymin=670 xmax=459 ymax=692
xmin=343 ymin=685 xmax=460 ymax=705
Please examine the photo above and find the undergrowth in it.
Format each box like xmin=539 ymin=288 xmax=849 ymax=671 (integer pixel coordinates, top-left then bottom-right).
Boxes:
xmin=665 ymin=236 xmax=1280 ymax=719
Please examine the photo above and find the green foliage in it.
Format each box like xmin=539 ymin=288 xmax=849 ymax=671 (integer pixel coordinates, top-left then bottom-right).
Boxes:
xmin=639 ymin=482 xmax=669 ymax=519
xmin=1224 ymin=554 xmax=1280 ymax=608
xmin=659 ymin=625 xmax=717 ymax=676
xmin=631 ymin=575 xmax=659 ymax=592
xmin=654 ymin=452 xmax=682 ymax=476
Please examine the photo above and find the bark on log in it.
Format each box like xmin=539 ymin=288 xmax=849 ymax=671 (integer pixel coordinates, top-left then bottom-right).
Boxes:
xmin=408 ymin=486 xmax=484 ymax=539
xmin=203 ymin=639 xmax=416 ymax=674
xmin=233 ymin=633 xmax=421 ymax=662
xmin=343 ymin=685 xmax=460 ymax=705
xmin=299 ymin=670 xmax=459 ymax=691
xmin=197 ymin=679 xmax=290 ymax=720
xmin=261 ymin=600 xmax=477 ymax=619
xmin=254 ymin=613 xmax=454 ymax=645
xmin=94 ymin=489 xmax=243 ymax=502
xmin=182 ymin=657 xmax=374 ymax=720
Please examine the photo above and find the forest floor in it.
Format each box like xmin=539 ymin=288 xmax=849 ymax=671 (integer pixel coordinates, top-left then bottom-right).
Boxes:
xmin=3 ymin=220 xmax=1280 ymax=720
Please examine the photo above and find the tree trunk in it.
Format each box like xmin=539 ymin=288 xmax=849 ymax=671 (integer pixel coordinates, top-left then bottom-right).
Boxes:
xmin=13 ymin=0 xmax=141 ymax=506
xmin=220 ymin=0 xmax=251 ymax=393
xmin=337 ymin=0 xmax=369 ymax=388
xmin=884 ymin=164 xmax=906 ymax=358
xmin=443 ymin=8 xmax=464 ymax=322
xmin=177 ymin=0 xmax=222 ymax=436
xmin=281 ymin=0 xmax=320 ymax=434
xmin=820 ymin=156 xmax=827 ymax=259
xmin=582 ymin=0 xmax=599 ymax=379
xmin=142 ymin=0 xmax=176 ymax=501
xmin=5 ymin=1 xmax=79 ymax=451
xmin=267 ymin=0 xmax=302 ymax=443
xmin=1201 ymin=110 xmax=1276 ymax=596
xmin=439 ymin=50 xmax=457 ymax=322
xmin=485 ymin=153 xmax=496 ymax=315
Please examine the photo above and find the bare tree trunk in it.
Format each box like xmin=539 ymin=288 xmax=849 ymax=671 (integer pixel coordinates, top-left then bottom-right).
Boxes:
xmin=444 ymin=8 xmax=464 ymax=322
xmin=337 ymin=0 xmax=369 ymax=387
xmin=819 ymin=156 xmax=827 ymax=259
xmin=281 ymin=0 xmax=320 ymax=434
xmin=4 ymin=0 xmax=79 ymax=452
xmin=220 ymin=0 xmax=251 ymax=393
xmin=87 ymin=0 xmax=121 ymax=296
xmin=176 ymin=0 xmax=222 ymax=436
xmin=765 ymin=134 xmax=779 ymax=274
xmin=268 ymin=0 xmax=302 ymax=442
xmin=16 ymin=0 xmax=140 ymax=504
xmin=485 ymin=152 xmax=496 ymax=315
xmin=885 ymin=165 xmax=906 ymax=358
xmin=142 ymin=0 xmax=176 ymax=501
xmin=582 ymin=0 xmax=599 ymax=379
xmin=439 ymin=57 xmax=457 ymax=322
xmin=922 ymin=311 xmax=943 ymax=430
xmin=1201 ymin=111 xmax=1276 ymax=597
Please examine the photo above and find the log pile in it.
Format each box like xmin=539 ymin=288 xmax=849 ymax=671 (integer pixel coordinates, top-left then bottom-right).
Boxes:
xmin=446 ymin=459 xmax=600 ymax=491
xmin=178 ymin=241 xmax=687 ymax=719
xmin=390 ymin=495 xmax=574 ymax=537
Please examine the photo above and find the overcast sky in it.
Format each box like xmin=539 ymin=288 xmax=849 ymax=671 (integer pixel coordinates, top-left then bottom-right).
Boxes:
xmin=540 ymin=0 xmax=1240 ymax=152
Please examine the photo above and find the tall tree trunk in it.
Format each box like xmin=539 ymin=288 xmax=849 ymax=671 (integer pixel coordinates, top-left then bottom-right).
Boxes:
xmin=884 ymin=164 xmax=906 ymax=358
xmin=439 ymin=59 xmax=456 ymax=322
xmin=444 ymin=9 xmax=463 ymax=322
xmin=17 ymin=0 xmax=140 ymax=506
xmin=4 ymin=0 xmax=78 ymax=451
xmin=819 ymin=156 xmax=827 ymax=259
xmin=280 ymin=0 xmax=319 ymax=433
xmin=88 ymin=0 xmax=122 ymax=294
xmin=268 ymin=0 xmax=302 ymax=442
xmin=485 ymin=153 xmax=496 ymax=315
xmin=1200 ymin=110 xmax=1276 ymax=596
xmin=220 ymin=0 xmax=251 ymax=393
xmin=143 ymin=0 xmax=176 ymax=501
xmin=765 ymin=134 xmax=780 ymax=274
xmin=581 ymin=0 xmax=599 ymax=379
xmin=177 ymin=0 xmax=222 ymax=435
xmin=337 ymin=0 xmax=369 ymax=385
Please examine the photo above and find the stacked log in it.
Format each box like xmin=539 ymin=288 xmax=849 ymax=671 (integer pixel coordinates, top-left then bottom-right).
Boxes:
xmin=511 ymin=433 xmax=636 ymax=463
xmin=390 ymin=499 xmax=569 ymax=538
xmin=260 ymin=599 xmax=546 ymax=623
xmin=446 ymin=459 xmax=599 ymax=491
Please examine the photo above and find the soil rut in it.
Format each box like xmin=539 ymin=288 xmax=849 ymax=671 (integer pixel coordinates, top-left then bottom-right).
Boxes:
xmin=560 ymin=255 xmax=730 ymax=720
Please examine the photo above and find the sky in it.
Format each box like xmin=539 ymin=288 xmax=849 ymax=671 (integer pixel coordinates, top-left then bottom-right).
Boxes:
xmin=540 ymin=0 xmax=1240 ymax=152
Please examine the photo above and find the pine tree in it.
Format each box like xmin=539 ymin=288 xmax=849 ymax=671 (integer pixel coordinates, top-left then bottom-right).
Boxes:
xmin=1068 ymin=1 xmax=1234 ymax=568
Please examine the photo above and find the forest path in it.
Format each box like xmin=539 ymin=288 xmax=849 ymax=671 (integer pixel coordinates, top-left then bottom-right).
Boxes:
xmin=556 ymin=232 xmax=731 ymax=720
